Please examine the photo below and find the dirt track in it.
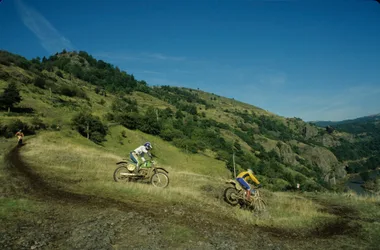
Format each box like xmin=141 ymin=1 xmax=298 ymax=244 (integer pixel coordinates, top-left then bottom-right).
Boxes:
xmin=1 ymin=145 xmax=286 ymax=250
xmin=1 ymin=145 xmax=368 ymax=250
xmin=4 ymin=145 xmax=138 ymax=210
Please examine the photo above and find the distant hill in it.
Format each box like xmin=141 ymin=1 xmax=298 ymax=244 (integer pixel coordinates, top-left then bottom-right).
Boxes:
xmin=312 ymin=114 xmax=380 ymax=174
xmin=313 ymin=114 xmax=380 ymax=127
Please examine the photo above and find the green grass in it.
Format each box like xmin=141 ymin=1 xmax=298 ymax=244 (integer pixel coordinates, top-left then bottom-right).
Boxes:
xmin=0 ymin=62 xmax=347 ymax=195
xmin=103 ymin=125 xmax=230 ymax=177
xmin=309 ymin=191 xmax=380 ymax=221
xmin=0 ymin=198 xmax=41 ymax=220
xmin=2 ymin=127 xmax=380 ymax=249
xmin=162 ymin=224 xmax=196 ymax=247
xmin=2 ymin=60 xmax=380 ymax=249
xmin=15 ymin=132 xmax=348 ymax=232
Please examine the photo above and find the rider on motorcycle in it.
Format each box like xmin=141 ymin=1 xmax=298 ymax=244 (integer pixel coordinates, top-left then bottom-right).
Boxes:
xmin=236 ymin=169 xmax=261 ymax=200
xmin=15 ymin=130 xmax=24 ymax=145
xmin=130 ymin=142 xmax=153 ymax=172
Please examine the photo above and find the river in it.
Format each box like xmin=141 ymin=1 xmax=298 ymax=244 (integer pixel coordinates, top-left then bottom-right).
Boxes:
xmin=345 ymin=169 xmax=380 ymax=195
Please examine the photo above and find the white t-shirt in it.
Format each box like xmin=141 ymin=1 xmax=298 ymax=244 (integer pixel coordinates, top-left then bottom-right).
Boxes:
xmin=134 ymin=145 xmax=148 ymax=155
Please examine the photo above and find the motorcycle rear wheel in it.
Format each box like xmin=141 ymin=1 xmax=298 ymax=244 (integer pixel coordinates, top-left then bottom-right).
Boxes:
xmin=224 ymin=187 xmax=240 ymax=206
xmin=113 ymin=166 xmax=131 ymax=182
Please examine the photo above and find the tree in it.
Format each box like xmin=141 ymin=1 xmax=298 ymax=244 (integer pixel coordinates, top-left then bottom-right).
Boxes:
xmin=0 ymin=82 xmax=22 ymax=111
xmin=34 ymin=77 xmax=46 ymax=89
xmin=72 ymin=111 xmax=108 ymax=144
xmin=95 ymin=86 xmax=101 ymax=94
xmin=139 ymin=107 xmax=161 ymax=135
xmin=161 ymin=107 xmax=174 ymax=119
xmin=55 ymin=70 xmax=64 ymax=78
xmin=326 ymin=125 xmax=335 ymax=134
xmin=360 ymin=171 xmax=370 ymax=182
xmin=175 ymin=110 xmax=184 ymax=119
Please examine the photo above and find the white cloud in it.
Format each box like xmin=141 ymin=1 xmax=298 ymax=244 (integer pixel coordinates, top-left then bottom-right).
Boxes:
xmin=128 ymin=70 xmax=165 ymax=76
xmin=143 ymin=53 xmax=186 ymax=61
xmin=15 ymin=0 xmax=74 ymax=53
xmin=92 ymin=52 xmax=144 ymax=62
xmin=93 ymin=51 xmax=186 ymax=64
xmin=140 ymin=70 xmax=164 ymax=75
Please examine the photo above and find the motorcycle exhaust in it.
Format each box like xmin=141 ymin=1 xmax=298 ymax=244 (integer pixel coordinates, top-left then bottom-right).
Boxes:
xmin=120 ymin=173 xmax=137 ymax=176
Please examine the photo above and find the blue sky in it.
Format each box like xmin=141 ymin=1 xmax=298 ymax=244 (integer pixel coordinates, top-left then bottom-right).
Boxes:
xmin=1 ymin=0 xmax=380 ymax=121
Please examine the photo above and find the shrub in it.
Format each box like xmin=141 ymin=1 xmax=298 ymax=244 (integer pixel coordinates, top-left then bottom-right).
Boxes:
xmin=160 ymin=128 xmax=184 ymax=141
xmin=31 ymin=116 xmax=47 ymax=130
xmin=360 ymin=171 xmax=370 ymax=182
xmin=121 ymin=130 xmax=127 ymax=138
xmin=0 ymin=82 xmax=22 ymax=110
xmin=116 ymin=112 xmax=140 ymax=130
xmin=0 ymin=71 xmax=10 ymax=80
xmin=99 ymin=99 xmax=106 ymax=105
xmin=34 ymin=77 xmax=46 ymax=89
xmin=55 ymin=70 xmax=64 ymax=78
xmin=72 ymin=111 xmax=108 ymax=144
xmin=1 ymin=119 xmax=35 ymax=138
xmin=59 ymin=85 xmax=88 ymax=99
xmin=173 ymin=138 xmax=198 ymax=153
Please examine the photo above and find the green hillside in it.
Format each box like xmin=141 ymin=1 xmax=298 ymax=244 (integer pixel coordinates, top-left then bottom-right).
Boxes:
xmin=0 ymin=50 xmax=354 ymax=191
xmin=313 ymin=113 xmax=380 ymax=175
xmin=319 ymin=116 xmax=380 ymax=190
xmin=1 ymin=50 xmax=380 ymax=249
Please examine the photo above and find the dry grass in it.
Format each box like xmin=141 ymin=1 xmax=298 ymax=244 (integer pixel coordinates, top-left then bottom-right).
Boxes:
xmin=217 ymin=191 xmax=333 ymax=230
xmin=17 ymin=132 xmax=339 ymax=232
xmin=1 ymin=128 xmax=378 ymax=249
xmin=103 ymin=125 xmax=230 ymax=177
xmin=3 ymin=129 xmax=380 ymax=250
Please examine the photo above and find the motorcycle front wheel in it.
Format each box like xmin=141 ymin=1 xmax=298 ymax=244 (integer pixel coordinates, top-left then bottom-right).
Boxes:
xmin=150 ymin=172 xmax=169 ymax=188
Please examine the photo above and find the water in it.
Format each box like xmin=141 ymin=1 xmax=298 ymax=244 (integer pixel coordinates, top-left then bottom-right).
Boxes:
xmin=345 ymin=170 xmax=379 ymax=195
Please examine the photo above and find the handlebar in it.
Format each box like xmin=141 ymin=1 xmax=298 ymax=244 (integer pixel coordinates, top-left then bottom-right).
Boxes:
xmin=252 ymin=184 xmax=262 ymax=189
xmin=149 ymin=153 xmax=158 ymax=159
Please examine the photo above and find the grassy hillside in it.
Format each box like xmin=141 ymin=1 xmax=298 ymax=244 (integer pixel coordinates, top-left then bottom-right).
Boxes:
xmin=0 ymin=50 xmax=353 ymax=192
xmin=1 ymin=50 xmax=380 ymax=249
xmin=2 ymin=131 xmax=380 ymax=249
xmin=322 ymin=117 xmax=380 ymax=192
xmin=311 ymin=114 xmax=380 ymax=179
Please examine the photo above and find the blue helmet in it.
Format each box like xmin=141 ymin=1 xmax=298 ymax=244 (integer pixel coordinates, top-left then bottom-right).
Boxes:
xmin=144 ymin=142 xmax=152 ymax=150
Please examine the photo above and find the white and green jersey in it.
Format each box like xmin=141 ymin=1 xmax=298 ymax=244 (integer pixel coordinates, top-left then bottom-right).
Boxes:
xmin=134 ymin=145 xmax=149 ymax=155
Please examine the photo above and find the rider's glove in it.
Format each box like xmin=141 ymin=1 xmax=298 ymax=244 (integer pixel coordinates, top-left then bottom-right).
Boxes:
xmin=257 ymin=184 xmax=262 ymax=188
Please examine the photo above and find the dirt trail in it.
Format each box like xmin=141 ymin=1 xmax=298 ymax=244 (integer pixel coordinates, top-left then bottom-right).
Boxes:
xmin=259 ymin=197 xmax=363 ymax=240
xmin=2 ymin=145 xmax=284 ymax=250
xmin=2 ymin=145 xmax=368 ymax=249
xmin=4 ymin=145 xmax=137 ymax=210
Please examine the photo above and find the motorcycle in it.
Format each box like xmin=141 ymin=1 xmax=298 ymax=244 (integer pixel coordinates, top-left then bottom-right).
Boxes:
xmin=224 ymin=179 xmax=266 ymax=212
xmin=113 ymin=157 xmax=169 ymax=188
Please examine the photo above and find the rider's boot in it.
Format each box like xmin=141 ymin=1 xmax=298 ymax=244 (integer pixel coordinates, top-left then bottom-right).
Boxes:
xmin=134 ymin=164 xmax=140 ymax=174
xmin=246 ymin=190 xmax=251 ymax=200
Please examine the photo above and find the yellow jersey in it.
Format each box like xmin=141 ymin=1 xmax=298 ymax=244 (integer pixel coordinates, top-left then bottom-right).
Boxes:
xmin=236 ymin=171 xmax=260 ymax=185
